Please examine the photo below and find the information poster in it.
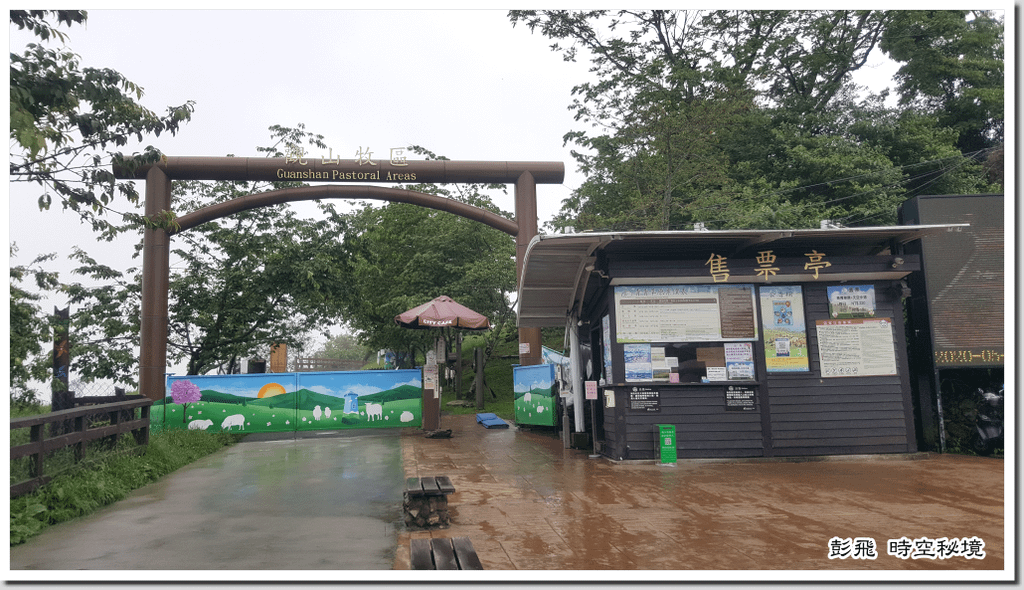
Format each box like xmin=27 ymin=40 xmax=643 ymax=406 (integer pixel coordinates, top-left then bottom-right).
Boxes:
xmin=816 ymin=318 xmax=898 ymax=377
xmin=827 ymin=285 xmax=876 ymax=318
xmin=651 ymin=346 xmax=671 ymax=381
xmin=602 ymin=315 xmax=613 ymax=378
xmin=614 ymin=285 xmax=757 ymax=343
xmin=725 ymin=385 xmax=757 ymax=411
xmin=628 ymin=386 xmax=661 ymax=413
xmin=624 ymin=343 xmax=653 ymax=381
xmin=724 ymin=342 xmax=755 ymax=380
xmin=759 ymin=286 xmax=810 ymax=372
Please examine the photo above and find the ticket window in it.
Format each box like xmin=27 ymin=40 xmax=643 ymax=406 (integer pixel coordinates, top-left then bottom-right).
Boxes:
xmin=658 ymin=343 xmax=757 ymax=383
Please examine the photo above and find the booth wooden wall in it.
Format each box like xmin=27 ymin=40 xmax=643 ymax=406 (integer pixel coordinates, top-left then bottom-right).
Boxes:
xmin=593 ymin=280 xmax=916 ymax=461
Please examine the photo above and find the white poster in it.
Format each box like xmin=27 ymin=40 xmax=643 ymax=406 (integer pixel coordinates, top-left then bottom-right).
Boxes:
xmin=816 ymin=318 xmax=898 ymax=377
xmin=614 ymin=285 xmax=757 ymax=343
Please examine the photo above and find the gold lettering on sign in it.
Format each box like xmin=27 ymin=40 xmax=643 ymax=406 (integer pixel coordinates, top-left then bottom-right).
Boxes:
xmin=326 ymin=170 xmax=382 ymax=181
xmin=276 ymin=169 xmax=331 ymax=180
xmin=804 ymin=249 xmax=831 ymax=279
xmin=285 ymin=148 xmax=307 ymax=166
xmin=755 ymin=250 xmax=779 ymax=280
xmin=355 ymin=146 xmax=377 ymax=166
xmin=390 ymin=148 xmax=409 ymax=167
xmin=705 ymin=253 xmax=730 ymax=283
xmin=321 ymin=148 xmax=340 ymax=165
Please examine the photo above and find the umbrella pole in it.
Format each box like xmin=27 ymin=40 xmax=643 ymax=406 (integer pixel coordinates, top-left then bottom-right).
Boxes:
xmin=455 ymin=331 xmax=463 ymax=400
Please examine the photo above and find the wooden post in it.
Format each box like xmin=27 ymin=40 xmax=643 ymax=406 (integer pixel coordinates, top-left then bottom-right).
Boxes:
xmin=139 ymin=166 xmax=172 ymax=401
xmin=515 ymin=171 xmax=543 ymax=366
xmin=51 ymin=306 xmax=71 ymax=436
xmin=474 ymin=347 xmax=485 ymax=410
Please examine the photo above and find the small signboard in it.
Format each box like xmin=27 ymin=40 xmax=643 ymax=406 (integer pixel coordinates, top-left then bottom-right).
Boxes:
xmin=585 ymin=380 xmax=598 ymax=400
xmin=628 ymin=386 xmax=661 ymax=413
xmin=725 ymin=385 xmax=757 ymax=411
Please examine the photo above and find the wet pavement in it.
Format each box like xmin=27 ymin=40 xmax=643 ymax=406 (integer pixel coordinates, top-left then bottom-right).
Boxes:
xmin=8 ymin=413 xmax=1008 ymax=582
xmin=9 ymin=429 xmax=405 ymax=571
xmin=396 ymin=414 xmax=1008 ymax=580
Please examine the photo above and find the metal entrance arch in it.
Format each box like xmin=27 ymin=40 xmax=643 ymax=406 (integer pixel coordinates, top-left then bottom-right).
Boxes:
xmin=113 ymin=157 xmax=563 ymax=401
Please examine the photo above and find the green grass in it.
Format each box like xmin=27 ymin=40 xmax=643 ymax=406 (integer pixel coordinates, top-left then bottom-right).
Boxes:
xmin=10 ymin=424 xmax=243 ymax=546
xmin=441 ymin=331 xmax=565 ymax=421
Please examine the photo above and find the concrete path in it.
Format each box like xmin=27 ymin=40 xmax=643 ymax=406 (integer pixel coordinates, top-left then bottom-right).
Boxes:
xmin=397 ymin=414 xmax=1007 ymax=581
xmin=10 ymin=430 xmax=405 ymax=571
xmin=9 ymin=413 xmax=1008 ymax=583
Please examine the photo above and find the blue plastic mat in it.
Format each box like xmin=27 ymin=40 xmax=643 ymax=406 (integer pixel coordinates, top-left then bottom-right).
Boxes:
xmin=475 ymin=413 xmax=509 ymax=429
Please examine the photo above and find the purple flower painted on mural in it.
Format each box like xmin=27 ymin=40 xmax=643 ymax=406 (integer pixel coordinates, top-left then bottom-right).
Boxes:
xmin=171 ymin=379 xmax=202 ymax=423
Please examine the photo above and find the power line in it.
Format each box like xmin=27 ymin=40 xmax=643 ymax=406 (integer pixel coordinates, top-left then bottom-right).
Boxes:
xmin=687 ymin=147 xmax=995 ymax=227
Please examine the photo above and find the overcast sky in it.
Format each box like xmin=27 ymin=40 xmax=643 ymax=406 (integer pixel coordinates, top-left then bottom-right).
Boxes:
xmin=8 ymin=10 xmax=593 ymax=267
xmin=8 ymin=9 xmax=601 ymax=374
xmin=7 ymin=8 xmax=1010 ymax=379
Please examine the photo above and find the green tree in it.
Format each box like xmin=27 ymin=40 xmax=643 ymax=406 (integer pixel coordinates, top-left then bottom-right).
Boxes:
xmin=62 ymin=125 xmax=352 ymax=383
xmin=339 ymin=172 xmax=517 ymax=377
xmin=512 ymin=10 xmax=1002 ymax=232
xmin=314 ymin=332 xmax=372 ymax=363
xmin=9 ymin=10 xmax=194 ymax=237
xmin=880 ymin=10 xmax=1004 ymax=154
xmin=9 ymin=245 xmax=61 ymax=406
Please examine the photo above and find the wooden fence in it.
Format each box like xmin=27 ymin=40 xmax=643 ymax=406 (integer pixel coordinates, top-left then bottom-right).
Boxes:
xmin=10 ymin=396 xmax=153 ymax=498
xmin=293 ymin=357 xmax=366 ymax=372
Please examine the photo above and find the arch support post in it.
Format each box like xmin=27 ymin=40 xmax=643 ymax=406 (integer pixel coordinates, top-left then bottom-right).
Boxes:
xmin=139 ymin=167 xmax=171 ymax=401
xmin=515 ymin=171 xmax=542 ymax=366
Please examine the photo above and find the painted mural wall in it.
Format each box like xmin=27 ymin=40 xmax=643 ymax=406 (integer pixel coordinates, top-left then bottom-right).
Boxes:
xmin=514 ymin=363 xmax=557 ymax=427
xmin=156 ymin=370 xmax=423 ymax=433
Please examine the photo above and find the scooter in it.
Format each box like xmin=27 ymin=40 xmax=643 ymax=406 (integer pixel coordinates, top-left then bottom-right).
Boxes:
xmin=972 ymin=385 xmax=1003 ymax=456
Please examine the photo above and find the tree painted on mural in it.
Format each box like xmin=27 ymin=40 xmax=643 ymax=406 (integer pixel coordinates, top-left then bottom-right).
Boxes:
xmin=170 ymin=379 xmax=201 ymax=423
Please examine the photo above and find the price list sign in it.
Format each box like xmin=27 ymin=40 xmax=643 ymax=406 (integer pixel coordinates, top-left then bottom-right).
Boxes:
xmin=615 ymin=285 xmax=756 ymax=343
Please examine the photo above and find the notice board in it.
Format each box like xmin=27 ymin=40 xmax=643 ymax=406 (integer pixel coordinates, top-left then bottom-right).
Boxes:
xmin=815 ymin=318 xmax=898 ymax=377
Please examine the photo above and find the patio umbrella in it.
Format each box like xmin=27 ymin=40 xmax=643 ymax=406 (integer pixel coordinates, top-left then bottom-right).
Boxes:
xmin=394 ymin=295 xmax=490 ymax=330
xmin=395 ymin=296 xmax=491 ymax=429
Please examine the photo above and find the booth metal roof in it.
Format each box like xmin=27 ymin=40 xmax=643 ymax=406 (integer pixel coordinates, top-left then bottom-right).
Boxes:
xmin=516 ymin=225 xmax=965 ymax=328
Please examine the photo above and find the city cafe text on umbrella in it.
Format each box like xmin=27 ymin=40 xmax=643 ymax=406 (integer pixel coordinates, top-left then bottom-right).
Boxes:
xmin=395 ymin=296 xmax=490 ymax=430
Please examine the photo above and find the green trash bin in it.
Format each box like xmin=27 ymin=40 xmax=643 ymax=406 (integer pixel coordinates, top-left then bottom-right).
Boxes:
xmin=656 ymin=424 xmax=677 ymax=464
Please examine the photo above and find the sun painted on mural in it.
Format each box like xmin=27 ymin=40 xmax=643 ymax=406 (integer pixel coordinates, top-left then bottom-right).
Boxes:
xmin=257 ymin=382 xmax=287 ymax=398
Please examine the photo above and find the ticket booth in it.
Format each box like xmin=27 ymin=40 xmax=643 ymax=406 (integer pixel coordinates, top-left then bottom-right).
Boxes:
xmin=516 ymin=226 xmax=961 ymax=460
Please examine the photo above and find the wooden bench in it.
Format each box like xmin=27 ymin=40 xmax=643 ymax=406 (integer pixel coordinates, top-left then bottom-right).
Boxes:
xmin=404 ymin=476 xmax=456 ymax=528
xmin=406 ymin=475 xmax=456 ymax=497
xmin=410 ymin=537 xmax=483 ymax=570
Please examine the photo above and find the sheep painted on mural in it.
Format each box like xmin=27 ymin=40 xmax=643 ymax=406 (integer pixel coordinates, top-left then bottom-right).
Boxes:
xmin=188 ymin=419 xmax=213 ymax=431
xmin=524 ymin=391 xmax=532 ymax=403
xmin=313 ymin=405 xmax=322 ymax=421
xmin=324 ymin=406 xmax=332 ymax=420
xmin=221 ymin=414 xmax=245 ymax=431
xmin=365 ymin=402 xmax=383 ymax=421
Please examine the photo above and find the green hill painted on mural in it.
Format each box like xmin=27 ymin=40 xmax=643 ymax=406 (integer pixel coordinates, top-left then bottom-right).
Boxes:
xmin=198 ymin=389 xmax=250 ymax=404
xmin=360 ymin=384 xmax=422 ymax=404
xmin=247 ymin=391 xmax=298 ymax=409
xmin=514 ymin=387 xmax=554 ymax=401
